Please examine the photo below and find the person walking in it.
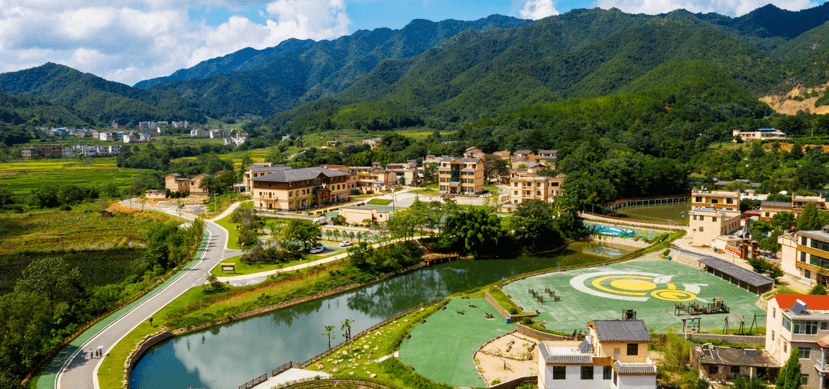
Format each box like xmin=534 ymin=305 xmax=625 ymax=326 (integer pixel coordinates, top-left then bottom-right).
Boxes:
xmin=89 ymin=349 xmax=93 ymax=359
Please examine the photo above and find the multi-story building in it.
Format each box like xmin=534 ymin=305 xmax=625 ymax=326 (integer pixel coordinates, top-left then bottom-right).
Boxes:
xmin=463 ymin=147 xmax=485 ymax=159
xmin=509 ymin=173 xmax=566 ymax=206
xmin=165 ymin=173 xmax=210 ymax=195
xmin=538 ymin=319 xmax=656 ymax=389
xmin=385 ymin=160 xmax=419 ymax=185
xmin=437 ymin=157 xmax=484 ymax=194
xmin=766 ymin=294 xmax=829 ymax=388
xmin=733 ymin=128 xmax=787 ymax=142
xmin=190 ymin=129 xmax=209 ymax=137
xmin=349 ymin=163 xmax=398 ymax=193
xmin=251 ymin=167 xmax=353 ymax=211
xmin=794 ymin=195 xmax=829 ymax=214
xmin=493 ymin=150 xmax=511 ymax=160
xmin=779 ymin=227 xmax=829 ymax=287
xmin=759 ymin=201 xmax=795 ymax=220
xmin=691 ymin=189 xmax=741 ymax=211
xmin=62 ymin=147 xmax=75 ymax=157
xmin=243 ymin=162 xmax=291 ymax=191
xmin=538 ymin=149 xmax=557 ymax=166
xmin=689 ymin=207 xmax=742 ymax=247
xmin=21 ymin=144 xmax=62 ymax=159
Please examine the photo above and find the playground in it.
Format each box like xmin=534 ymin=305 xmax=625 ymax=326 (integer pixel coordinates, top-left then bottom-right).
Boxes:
xmin=502 ymin=259 xmax=765 ymax=333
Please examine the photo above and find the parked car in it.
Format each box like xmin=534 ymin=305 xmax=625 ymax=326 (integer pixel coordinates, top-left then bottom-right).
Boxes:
xmin=339 ymin=240 xmax=353 ymax=247
xmin=309 ymin=244 xmax=326 ymax=254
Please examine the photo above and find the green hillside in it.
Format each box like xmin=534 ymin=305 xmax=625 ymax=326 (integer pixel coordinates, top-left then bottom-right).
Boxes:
xmin=0 ymin=63 xmax=204 ymax=126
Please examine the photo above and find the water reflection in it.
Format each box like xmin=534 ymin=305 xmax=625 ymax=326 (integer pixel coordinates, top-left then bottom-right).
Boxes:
xmin=131 ymin=243 xmax=605 ymax=389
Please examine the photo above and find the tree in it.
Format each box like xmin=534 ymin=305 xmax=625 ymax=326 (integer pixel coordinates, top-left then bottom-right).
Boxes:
xmin=282 ymin=219 xmax=321 ymax=250
xmin=0 ymin=291 xmax=53 ymax=385
xmin=768 ymin=265 xmax=784 ymax=282
xmin=734 ymin=375 xmax=768 ymax=389
xmin=341 ymin=318 xmax=354 ymax=351
xmin=776 ymin=348 xmax=802 ymax=389
xmin=14 ymin=257 xmax=81 ymax=313
xmin=511 ymin=200 xmax=563 ymax=252
xmin=442 ymin=208 xmax=505 ymax=257
xmin=797 ymin=203 xmax=821 ymax=231
xmin=771 ymin=212 xmax=796 ymax=231
xmin=809 ymin=284 xmax=827 ymax=295
xmin=483 ymin=154 xmax=509 ymax=183
xmin=322 ymin=325 xmax=336 ymax=349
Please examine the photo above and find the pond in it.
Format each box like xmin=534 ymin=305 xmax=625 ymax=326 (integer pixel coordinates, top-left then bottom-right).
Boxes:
xmin=129 ymin=242 xmax=616 ymax=389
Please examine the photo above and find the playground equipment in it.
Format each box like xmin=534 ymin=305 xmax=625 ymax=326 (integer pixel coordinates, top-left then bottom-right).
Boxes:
xmin=622 ymin=309 xmax=637 ymax=320
xmin=674 ymin=297 xmax=730 ymax=315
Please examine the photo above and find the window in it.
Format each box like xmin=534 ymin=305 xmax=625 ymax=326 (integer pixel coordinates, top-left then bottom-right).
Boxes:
xmin=696 ymin=196 xmax=702 ymax=202
xmin=581 ymin=366 xmax=594 ymax=380
xmin=699 ymin=226 xmax=704 ymax=232
xmin=784 ymin=342 xmax=788 ymax=353
xmin=603 ymin=366 xmax=612 ymax=380
xmin=712 ymin=217 xmax=717 ymax=222
xmin=731 ymin=366 xmax=740 ymax=375
xmin=801 ymin=252 xmax=808 ymax=262
xmin=712 ymin=199 xmax=718 ymax=204
xmin=802 ymin=236 xmax=808 ymax=245
xmin=727 ymin=198 xmax=734 ymax=204
xmin=771 ymin=330 xmax=775 ymax=341
xmin=627 ymin=343 xmax=638 ymax=355
xmin=802 ymin=375 xmax=809 ymax=385
xmin=783 ymin=316 xmax=792 ymax=332
xmin=708 ymin=365 xmax=718 ymax=374
xmin=613 ymin=371 xmax=617 ymax=385
xmin=822 ymin=322 xmax=828 ymax=330
xmin=799 ymin=347 xmax=811 ymax=359
xmin=793 ymin=321 xmax=819 ymax=334
xmin=553 ymin=366 xmax=566 ymax=380
xmin=772 ymin=308 xmax=776 ymax=318
xmin=805 ymin=270 xmax=812 ymax=279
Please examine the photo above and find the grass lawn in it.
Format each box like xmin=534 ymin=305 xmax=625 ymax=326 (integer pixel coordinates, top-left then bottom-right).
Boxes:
xmin=409 ymin=188 xmax=438 ymax=194
xmin=399 ymin=298 xmax=513 ymax=388
xmin=0 ymin=158 xmax=150 ymax=195
xmin=367 ymin=199 xmax=392 ymax=205
xmin=614 ymin=202 xmax=691 ymax=225
xmin=306 ymin=301 xmax=451 ymax=388
xmin=209 ymin=246 xmax=345 ymax=277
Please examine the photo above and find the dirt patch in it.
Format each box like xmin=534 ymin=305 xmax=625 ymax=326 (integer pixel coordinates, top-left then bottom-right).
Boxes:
xmin=475 ymin=332 xmax=540 ymax=386
xmin=760 ymin=82 xmax=829 ymax=115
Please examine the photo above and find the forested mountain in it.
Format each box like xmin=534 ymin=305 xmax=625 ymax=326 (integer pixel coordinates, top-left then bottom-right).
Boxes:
xmin=0 ymin=90 xmax=91 ymax=145
xmin=0 ymin=63 xmax=204 ymax=126
xmin=263 ymin=8 xmax=794 ymax=134
xmin=138 ymin=15 xmax=533 ymax=117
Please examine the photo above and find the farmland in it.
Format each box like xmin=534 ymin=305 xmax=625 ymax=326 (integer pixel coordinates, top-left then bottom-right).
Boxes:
xmin=0 ymin=158 xmax=149 ymax=195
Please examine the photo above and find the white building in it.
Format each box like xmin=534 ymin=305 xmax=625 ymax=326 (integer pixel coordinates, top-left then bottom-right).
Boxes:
xmin=538 ymin=320 xmax=656 ymax=389
xmin=766 ymin=294 xmax=829 ymax=388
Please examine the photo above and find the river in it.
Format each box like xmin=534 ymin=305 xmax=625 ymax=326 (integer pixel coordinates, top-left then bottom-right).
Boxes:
xmin=129 ymin=242 xmax=625 ymax=389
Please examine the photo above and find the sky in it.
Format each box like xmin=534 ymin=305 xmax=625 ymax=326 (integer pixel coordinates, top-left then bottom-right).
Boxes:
xmin=0 ymin=0 xmax=824 ymax=86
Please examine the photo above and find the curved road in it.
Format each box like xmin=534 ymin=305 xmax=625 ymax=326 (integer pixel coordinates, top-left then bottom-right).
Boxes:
xmin=55 ymin=200 xmax=242 ymax=389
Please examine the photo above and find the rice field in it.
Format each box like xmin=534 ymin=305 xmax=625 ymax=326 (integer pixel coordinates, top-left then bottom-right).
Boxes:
xmin=0 ymin=158 xmax=149 ymax=194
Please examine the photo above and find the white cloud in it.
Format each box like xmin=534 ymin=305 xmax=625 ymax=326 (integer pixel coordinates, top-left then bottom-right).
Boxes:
xmin=0 ymin=0 xmax=350 ymax=85
xmin=594 ymin=0 xmax=819 ymax=17
xmin=519 ymin=0 xmax=559 ymax=20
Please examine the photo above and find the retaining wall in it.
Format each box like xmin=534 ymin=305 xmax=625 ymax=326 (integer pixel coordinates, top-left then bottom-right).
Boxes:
xmin=484 ymin=291 xmax=537 ymax=324
xmin=515 ymin=323 xmax=569 ymax=341
xmin=488 ymin=375 xmax=538 ymax=389
xmin=679 ymin=333 xmax=765 ymax=345
xmin=123 ymin=330 xmax=174 ymax=388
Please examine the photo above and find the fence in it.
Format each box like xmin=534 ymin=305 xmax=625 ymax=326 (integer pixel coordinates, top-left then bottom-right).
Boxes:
xmin=603 ymin=193 xmax=691 ymax=212
xmin=238 ymin=374 xmax=267 ymax=389
xmin=273 ymin=378 xmax=395 ymax=389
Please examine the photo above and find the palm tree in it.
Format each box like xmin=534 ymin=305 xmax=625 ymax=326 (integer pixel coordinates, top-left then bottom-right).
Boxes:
xmin=341 ymin=319 xmax=354 ymax=351
xmin=322 ymin=325 xmax=336 ymax=349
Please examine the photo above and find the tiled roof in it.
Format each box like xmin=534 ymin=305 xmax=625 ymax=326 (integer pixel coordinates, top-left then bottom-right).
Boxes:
xmin=760 ymin=201 xmax=792 ymax=208
xmin=252 ymin=167 xmax=350 ymax=183
xmin=251 ymin=166 xmax=291 ymax=173
xmin=613 ymin=361 xmax=657 ymax=374
xmin=440 ymin=157 xmax=480 ymax=163
xmin=697 ymin=256 xmax=774 ymax=288
xmin=591 ymin=320 xmax=651 ymax=342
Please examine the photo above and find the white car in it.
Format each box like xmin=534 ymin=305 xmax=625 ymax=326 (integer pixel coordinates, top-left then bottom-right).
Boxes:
xmin=309 ymin=244 xmax=326 ymax=254
xmin=339 ymin=240 xmax=353 ymax=247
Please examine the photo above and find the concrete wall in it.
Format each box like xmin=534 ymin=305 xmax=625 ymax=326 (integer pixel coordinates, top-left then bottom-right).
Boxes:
xmin=617 ymin=373 xmax=657 ymax=389
xmin=516 ymin=323 xmax=569 ymax=341
xmin=123 ymin=330 xmax=174 ymax=388
xmin=541 ymin=364 xmax=610 ymax=389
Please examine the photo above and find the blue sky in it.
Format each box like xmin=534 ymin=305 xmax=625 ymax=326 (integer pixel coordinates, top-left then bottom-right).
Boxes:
xmin=0 ymin=0 xmax=823 ymax=85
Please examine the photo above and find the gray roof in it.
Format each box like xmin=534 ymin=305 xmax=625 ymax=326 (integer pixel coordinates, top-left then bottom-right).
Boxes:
xmin=440 ymin=157 xmax=480 ymax=163
xmin=613 ymin=361 xmax=657 ymax=374
xmin=538 ymin=150 xmax=557 ymax=154
xmin=251 ymin=165 xmax=290 ymax=173
xmin=697 ymin=255 xmax=774 ymax=288
xmin=252 ymin=167 xmax=350 ymax=183
xmin=538 ymin=343 xmax=593 ymax=364
xmin=514 ymin=149 xmax=532 ymax=154
xmin=691 ymin=344 xmax=779 ymax=368
xmin=591 ymin=320 xmax=651 ymax=342
xmin=760 ymin=201 xmax=793 ymax=208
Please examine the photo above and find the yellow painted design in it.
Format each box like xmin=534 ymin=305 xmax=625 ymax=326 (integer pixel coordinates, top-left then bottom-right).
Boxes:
xmin=667 ymin=283 xmax=676 ymax=290
xmin=650 ymin=289 xmax=697 ymax=302
xmin=609 ymin=279 xmax=658 ymax=291
xmin=592 ymin=275 xmax=653 ymax=296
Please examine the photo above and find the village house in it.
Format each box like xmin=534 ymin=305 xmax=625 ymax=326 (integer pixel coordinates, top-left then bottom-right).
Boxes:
xmin=437 ymin=157 xmax=484 ymax=195
xmin=385 ymin=160 xmax=419 ymax=185
xmin=766 ymin=294 xmax=829 ymax=388
xmin=338 ymin=205 xmax=390 ymax=225
xmin=348 ymin=162 xmax=398 ymax=193
xmin=779 ymin=226 xmax=829 ymax=287
xmin=689 ymin=207 xmax=742 ymax=247
xmin=463 ymin=147 xmax=485 ymax=159
xmin=250 ymin=166 xmax=353 ymax=211
xmin=733 ymin=128 xmax=787 ymax=142
xmin=165 ymin=173 xmax=210 ymax=195
xmin=508 ymin=173 xmax=566 ymax=206
xmin=691 ymin=189 xmax=741 ymax=211
xmin=537 ymin=319 xmax=656 ymax=389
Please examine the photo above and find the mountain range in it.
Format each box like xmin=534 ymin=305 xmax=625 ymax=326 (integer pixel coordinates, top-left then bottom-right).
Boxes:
xmin=1 ymin=4 xmax=829 ymax=132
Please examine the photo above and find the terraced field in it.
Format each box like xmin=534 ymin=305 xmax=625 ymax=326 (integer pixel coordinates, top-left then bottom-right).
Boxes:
xmin=0 ymin=158 xmax=149 ymax=194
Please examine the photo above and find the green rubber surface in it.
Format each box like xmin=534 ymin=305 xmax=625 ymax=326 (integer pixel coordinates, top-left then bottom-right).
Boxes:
xmin=502 ymin=259 xmax=765 ymax=333
xmin=398 ymin=298 xmax=512 ymax=388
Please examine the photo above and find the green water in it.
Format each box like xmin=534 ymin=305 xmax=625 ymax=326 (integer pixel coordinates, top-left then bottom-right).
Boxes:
xmin=130 ymin=242 xmax=618 ymax=389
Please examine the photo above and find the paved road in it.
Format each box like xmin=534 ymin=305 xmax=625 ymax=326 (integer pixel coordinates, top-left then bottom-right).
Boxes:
xmin=55 ymin=201 xmax=242 ymax=389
